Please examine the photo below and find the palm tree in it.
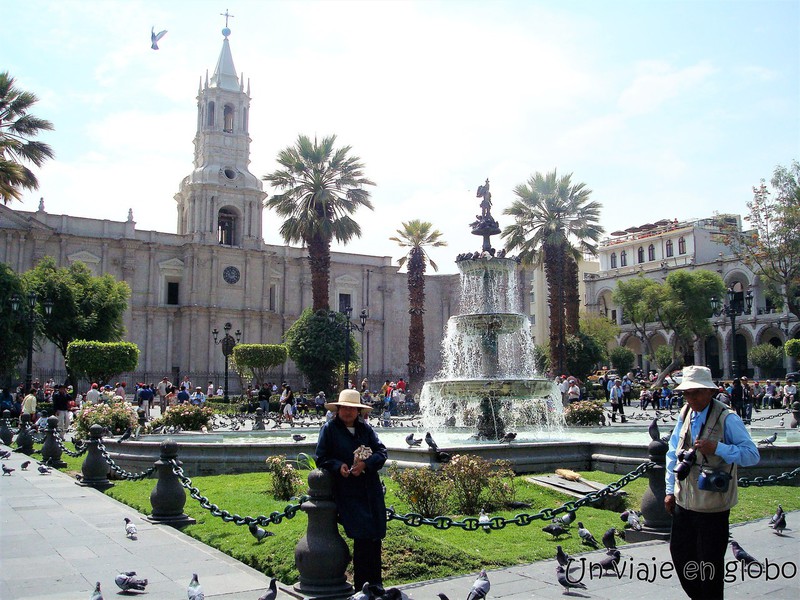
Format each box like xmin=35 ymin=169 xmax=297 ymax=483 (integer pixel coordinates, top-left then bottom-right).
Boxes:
xmin=0 ymin=71 xmax=54 ymax=204
xmin=263 ymin=134 xmax=375 ymax=311
xmin=390 ymin=220 xmax=447 ymax=385
xmin=501 ymin=170 xmax=603 ymax=374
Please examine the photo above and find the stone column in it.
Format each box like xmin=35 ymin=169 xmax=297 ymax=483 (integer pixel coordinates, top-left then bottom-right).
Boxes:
xmin=78 ymin=424 xmax=113 ymax=490
xmin=146 ymin=440 xmax=196 ymax=526
xmin=626 ymin=419 xmax=672 ymax=542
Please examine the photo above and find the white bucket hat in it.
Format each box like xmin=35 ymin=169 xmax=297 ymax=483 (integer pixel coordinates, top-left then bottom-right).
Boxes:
xmin=324 ymin=389 xmax=371 ymax=413
xmin=674 ymin=366 xmax=718 ymax=391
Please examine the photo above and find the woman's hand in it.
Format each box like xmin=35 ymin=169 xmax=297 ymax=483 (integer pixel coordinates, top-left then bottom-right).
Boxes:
xmin=340 ymin=463 xmax=350 ymax=478
xmin=349 ymin=459 xmax=366 ymax=477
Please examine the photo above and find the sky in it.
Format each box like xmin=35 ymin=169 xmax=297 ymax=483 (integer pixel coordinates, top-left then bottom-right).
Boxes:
xmin=5 ymin=0 xmax=799 ymax=274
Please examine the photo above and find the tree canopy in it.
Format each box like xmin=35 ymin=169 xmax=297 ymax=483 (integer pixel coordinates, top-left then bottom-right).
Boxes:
xmin=66 ymin=340 xmax=139 ymax=385
xmin=231 ymin=344 xmax=288 ymax=388
xmin=0 ymin=263 xmax=31 ymax=380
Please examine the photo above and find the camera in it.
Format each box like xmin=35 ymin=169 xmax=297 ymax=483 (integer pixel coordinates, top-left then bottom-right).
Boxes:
xmin=673 ymin=447 xmax=697 ymax=481
xmin=698 ymin=468 xmax=732 ymax=493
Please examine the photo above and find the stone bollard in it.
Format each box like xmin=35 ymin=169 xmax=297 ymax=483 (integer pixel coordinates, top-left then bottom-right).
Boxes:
xmin=146 ymin=439 xmax=196 ymax=526
xmin=78 ymin=424 xmax=113 ymax=490
xmin=0 ymin=410 xmax=13 ymax=446
xmin=14 ymin=413 xmax=35 ymax=455
xmin=294 ymin=468 xmax=353 ymax=599
xmin=791 ymin=401 xmax=800 ymax=429
xmin=252 ymin=407 xmax=266 ymax=430
xmin=40 ymin=415 xmax=67 ymax=468
xmin=627 ymin=420 xmax=671 ymax=542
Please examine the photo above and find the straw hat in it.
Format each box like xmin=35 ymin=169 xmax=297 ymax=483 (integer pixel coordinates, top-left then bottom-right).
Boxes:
xmin=324 ymin=389 xmax=371 ymax=413
xmin=674 ymin=366 xmax=718 ymax=391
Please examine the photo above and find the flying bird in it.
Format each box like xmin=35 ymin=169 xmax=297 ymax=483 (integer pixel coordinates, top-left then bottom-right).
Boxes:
xmin=257 ymin=578 xmax=277 ymax=600
xmin=556 ymin=564 xmax=587 ymax=594
xmin=542 ymin=523 xmax=569 ymax=539
xmin=124 ymin=517 xmax=138 ymax=540
xmin=114 ymin=571 xmax=148 ymax=592
xmin=757 ymin=432 xmax=777 ymax=446
xmin=20 ymin=460 xmax=30 ymax=470
xmin=90 ymin=581 xmax=103 ymax=600
xmin=478 ymin=509 xmax=491 ymax=533
xmin=292 ymin=434 xmax=306 ymax=443
xmin=556 ymin=545 xmax=573 ymax=568
xmin=2 ymin=464 xmax=14 ymax=476
xmin=187 ymin=573 xmax=204 ymax=600
xmin=730 ymin=540 xmax=760 ymax=566
xmin=577 ymin=522 xmax=600 ymax=549
xmin=405 ymin=432 xmax=422 ymax=447
xmin=249 ymin=521 xmax=275 ymax=542
xmin=151 ymin=27 xmax=168 ymax=50
xmin=466 ymin=569 xmax=490 ymax=600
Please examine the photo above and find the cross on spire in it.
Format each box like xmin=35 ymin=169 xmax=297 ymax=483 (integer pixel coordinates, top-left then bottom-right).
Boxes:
xmin=220 ymin=9 xmax=235 ymax=28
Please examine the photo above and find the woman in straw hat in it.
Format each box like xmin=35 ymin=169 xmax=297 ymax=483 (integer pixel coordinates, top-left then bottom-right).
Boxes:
xmin=315 ymin=389 xmax=388 ymax=591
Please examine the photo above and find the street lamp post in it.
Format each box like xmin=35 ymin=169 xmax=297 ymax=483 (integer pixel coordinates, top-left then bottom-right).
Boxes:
xmin=329 ymin=306 xmax=368 ymax=390
xmin=10 ymin=292 xmax=53 ymax=392
xmin=212 ymin=322 xmax=241 ymax=403
xmin=710 ymin=286 xmax=753 ymax=379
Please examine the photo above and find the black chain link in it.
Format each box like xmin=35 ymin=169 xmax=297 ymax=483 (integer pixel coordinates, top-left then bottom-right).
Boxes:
xmin=747 ymin=408 xmax=791 ymax=423
xmin=738 ymin=465 xmax=800 ymax=488
xmin=53 ymin=435 xmax=89 ymax=457
xmin=386 ymin=460 xmax=657 ymax=531
xmin=96 ymin=440 xmax=156 ymax=481
xmin=168 ymin=458 xmax=309 ymax=527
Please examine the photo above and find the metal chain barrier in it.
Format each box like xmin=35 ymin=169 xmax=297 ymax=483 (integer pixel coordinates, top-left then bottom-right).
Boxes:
xmin=54 ymin=435 xmax=89 ymax=457
xmin=96 ymin=440 xmax=156 ymax=481
xmin=387 ymin=460 xmax=657 ymax=532
xmin=168 ymin=458 xmax=309 ymax=528
xmin=747 ymin=408 xmax=791 ymax=423
xmin=738 ymin=465 xmax=800 ymax=488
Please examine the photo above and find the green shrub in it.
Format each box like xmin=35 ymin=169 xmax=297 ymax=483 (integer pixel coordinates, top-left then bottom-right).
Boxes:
xmin=785 ymin=339 xmax=800 ymax=360
xmin=66 ymin=340 xmax=139 ymax=384
xmin=564 ymin=400 xmax=604 ymax=426
xmin=388 ymin=463 xmax=450 ymax=517
xmin=442 ymin=454 xmax=515 ymax=514
xmin=159 ymin=404 xmax=214 ymax=431
xmin=749 ymin=343 xmax=784 ymax=374
xmin=265 ymin=455 xmax=304 ymax=500
xmin=74 ymin=399 xmax=137 ymax=438
xmin=608 ymin=346 xmax=635 ymax=375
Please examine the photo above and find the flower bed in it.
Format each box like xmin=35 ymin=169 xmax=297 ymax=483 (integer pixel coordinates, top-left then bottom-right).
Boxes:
xmin=74 ymin=399 xmax=137 ymax=438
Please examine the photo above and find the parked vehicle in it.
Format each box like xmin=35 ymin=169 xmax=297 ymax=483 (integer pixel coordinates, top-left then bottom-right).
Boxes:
xmin=587 ymin=369 xmax=618 ymax=382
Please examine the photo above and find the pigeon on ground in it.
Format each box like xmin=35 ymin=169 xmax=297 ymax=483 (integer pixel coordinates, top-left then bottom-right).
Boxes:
xmin=90 ymin=581 xmax=103 ymax=600
xmin=405 ymin=432 xmax=422 ymax=447
xmin=602 ymin=527 xmax=619 ymax=553
xmin=124 ymin=517 xmax=138 ymax=540
xmin=436 ymin=594 xmax=450 ymax=600
xmin=187 ymin=573 xmax=204 ymax=600
xmin=478 ymin=509 xmax=491 ymax=533
xmin=249 ymin=521 xmax=275 ymax=541
xmin=556 ymin=564 xmax=587 ymax=593
xmin=37 ymin=463 xmax=51 ymax=475
xmin=773 ymin=512 xmax=787 ymax=535
xmin=577 ymin=522 xmax=600 ymax=549
xmin=20 ymin=460 xmax=30 ymax=470
xmin=466 ymin=569 xmax=490 ymax=600
xmin=556 ymin=545 xmax=573 ymax=567
xmin=2 ymin=464 xmax=14 ymax=476
xmin=425 ymin=432 xmax=439 ymax=452
xmin=505 ymin=500 xmax=532 ymax=509
xmin=626 ymin=510 xmax=642 ymax=531
xmin=542 ymin=523 xmax=569 ymax=539
xmin=757 ymin=432 xmax=777 ymax=446
xmin=598 ymin=549 xmax=621 ymax=572
xmin=115 ymin=571 xmax=148 ymax=592
xmin=257 ymin=578 xmax=277 ymax=600
xmin=769 ymin=505 xmax=784 ymax=527
xmin=0 ymin=449 xmax=11 ymax=459
xmin=118 ymin=427 xmax=132 ymax=443
xmin=500 ymin=431 xmax=517 ymax=443
xmin=376 ymin=588 xmax=402 ymax=600
xmin=554 ymin=510 xmax=576 ymax=528
xmin=349 ymin=582 xmax=372 ymax=600
xmin=730 ymin=540 xmax=760 ymax=565
xmin=292 ymin=434 xmax=306 ymax=442
xmin=151 ymin=27 xmax=167 ymax=50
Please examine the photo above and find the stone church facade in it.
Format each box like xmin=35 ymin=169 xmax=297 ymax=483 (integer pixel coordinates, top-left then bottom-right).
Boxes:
xmin=0 ymin=30 xmax=509 ymax=392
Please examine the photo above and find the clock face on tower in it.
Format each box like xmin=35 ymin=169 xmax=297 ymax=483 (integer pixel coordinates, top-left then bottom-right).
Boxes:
xmin=223 ymin=266 xmax=240 ymax=285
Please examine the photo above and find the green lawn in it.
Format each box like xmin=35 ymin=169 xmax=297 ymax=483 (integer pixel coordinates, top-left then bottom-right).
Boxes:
xmin=52 ymin=446 xmax=799 ymax=586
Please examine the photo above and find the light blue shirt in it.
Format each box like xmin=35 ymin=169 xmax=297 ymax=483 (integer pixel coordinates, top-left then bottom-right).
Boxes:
xmin=665 ymin=402 xmax=760 ymax=495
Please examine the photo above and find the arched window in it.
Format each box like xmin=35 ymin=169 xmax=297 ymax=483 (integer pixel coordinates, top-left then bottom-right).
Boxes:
xmin=610 ymin=252 xmax=617 ymax=269
xmin=620 ymin=250 xmax=627 ymax=267
xmin=648 ymin=244 xmax=655 ymax=261
xmin=637 ymin=247 xmax=645 ymax=263
xmin=223 ymin=105 xmax=234 ymax=132
xmin=678 ymin=236 xmax=686 ymax=254
xmin=206 ymin=101 xmax=215 ymax=127
xmin=666 ymin=239 xmax=674 ymax=257
xmin=218 ymin=208 xmax=237 ymax=246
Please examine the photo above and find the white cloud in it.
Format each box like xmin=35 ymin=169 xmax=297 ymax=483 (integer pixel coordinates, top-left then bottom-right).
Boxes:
xmin=617 ymin=60 xmax=716 ymax=114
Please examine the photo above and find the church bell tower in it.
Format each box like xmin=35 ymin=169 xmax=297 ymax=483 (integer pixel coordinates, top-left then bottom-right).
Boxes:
xmin=174 ymin=24 xmax=265 ymax=249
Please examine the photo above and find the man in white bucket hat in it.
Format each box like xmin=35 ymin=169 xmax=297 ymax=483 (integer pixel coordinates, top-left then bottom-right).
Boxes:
xmin=665 ymin=365 xmax=759 ymax=600
xmin=315 ymin=389 xmax=388 ymax=591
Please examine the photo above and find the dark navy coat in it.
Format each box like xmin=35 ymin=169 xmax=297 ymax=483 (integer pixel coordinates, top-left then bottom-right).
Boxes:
xmin=315 ymin=415 xmax=388 ymax=540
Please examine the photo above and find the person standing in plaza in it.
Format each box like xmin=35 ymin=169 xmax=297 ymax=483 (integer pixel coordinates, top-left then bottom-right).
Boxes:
xmin=21 ymin=387 xmax=37 ymax=419
xmin=665 ymin=365 xmax=760 ymax=600
xmin=609 ymin=378 xmax=626 ymax=422
xmin=51 ymin=383 xmax=72 ymax=440
xmin=316 ymin=389 xmax=388 ymax=591
xmin=157 ymin=377 xmax=171 ymax=414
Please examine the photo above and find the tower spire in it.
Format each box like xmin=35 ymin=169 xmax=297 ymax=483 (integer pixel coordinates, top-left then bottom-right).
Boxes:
xmin=210 ymin=17 xmax=239 ymax=91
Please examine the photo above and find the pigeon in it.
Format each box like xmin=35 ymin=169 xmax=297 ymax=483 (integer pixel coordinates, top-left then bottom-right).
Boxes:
xmin=376 ymin=589 xmax=402 ymax=600
xmin=118 ymin=427 xmax=132 ymax=443
xmin=556 ymin=564 xmax=587 ymax=593
xmin=602 ymin=527 xmax=618 ymax=553
xmin=542 ymin=523 xmax=569 ymax=539
xmin=505 ymin=500 xmax=532 ymax=509
xmin=249 ymin=521 xmax=275 ymax=541
xmin=757 ymin=432 xmax=777 ymax=446
xmin=90 ymin=581 xmax=103 ymax=600
xmin=405 ymin=432 xmax=422 ymax=447
xmin=37 ymin=463 xmax=51 ymax=475
xmin=2 ymin=464 xmax=14 ymax=476
xmin=556 ymin=545 xmax=573 ymax=567
xmin=436 ymin=595 xmax=450 ymax=600
xmin=769 ymin=505 xmax=784 ymax=527
xmin=292 ymin=434 xmax=306 ymax=442
xmin=648 ymin=418 xmax=660 ymax=441
xmin=577 ymin=522 xmax=600 ymax=549
xmin=626 ymin=510 xmax=643 ymax=531
xmin=554 ymin=510 xmax=576 ymax=528
xmin=598 ymin=549 xmax=621 ymax=572
xmin=730 ymin=540 xmax=760 ymax=565
xmin=115 ymin=571 xmax=148 ymax=592
xmin=257 ymin=578 xmax=277 ymax=600
xmin=187 ymin=573 xmax=204 ymax=600
xmin=478 ymin=509 xmax=491 ymax=533
xmin=773 ymin=512 xmax=786 ymax=535
xmin=151 ymin=27 xmax=168 ymax=50
xmin=425 ymin=432 xmax=439 ymax=452
xmin=20 ymin=460 xmax=30 ymax=470
xmin=499 ymin=431 xmax=517 ymax=443
xmin=466 ymin=569 xmax=490 ymax=600
xmin=349 ymin=582 xmax=372 ymax=600
xmin=779 ymin=417 xmax=784 ymax=427
xmin=0 ymin=449 xmax=11 ymax=459
xmin=124 ymin=517 xmax=138 ymax=540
